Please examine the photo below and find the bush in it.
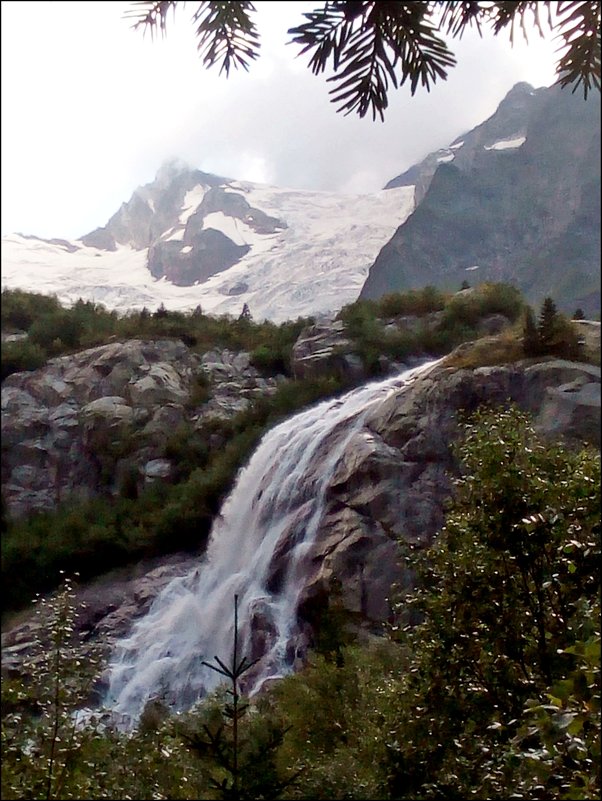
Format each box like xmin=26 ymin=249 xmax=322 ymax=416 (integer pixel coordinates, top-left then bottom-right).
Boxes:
xmin=386 ymin=406 xmax=600 ymax=799
xmin=1 ymin=288 xmax=61 ymax=332
xmin=1 ymin=339 xmax=47 ymax=380
xmin=250 ymin=343 xmax=288 ymax=375
xmin=376 ymin=285 xmax=446 ymax=318
xmin=442 ymin=282 xmax=524 ymax=329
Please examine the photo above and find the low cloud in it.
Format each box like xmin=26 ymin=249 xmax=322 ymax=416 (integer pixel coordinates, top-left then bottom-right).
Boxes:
xmin=1 ymin=1 xmax=558 ymax=239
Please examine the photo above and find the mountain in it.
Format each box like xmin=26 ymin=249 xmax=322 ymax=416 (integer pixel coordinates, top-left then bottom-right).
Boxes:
xmin=360 ymin=82 xmax=601 ymax=317
xmin=3 ymin=83 xmax=599 ymax=323
xmin=1 ymin=161 xmax=414 ymax=324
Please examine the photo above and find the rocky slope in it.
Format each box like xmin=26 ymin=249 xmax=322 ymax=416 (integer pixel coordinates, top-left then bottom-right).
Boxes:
xmin=3 ymin=352 xmax=600 ymax=696
xmin=361 ymin=82 xmax=601 ymax=316
xmin=1 ymin=339 xmax=285 ymax=517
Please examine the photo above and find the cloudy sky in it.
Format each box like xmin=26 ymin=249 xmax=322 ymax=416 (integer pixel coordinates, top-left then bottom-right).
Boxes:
xmin=2 ymin=1 xmax=560 ymax=240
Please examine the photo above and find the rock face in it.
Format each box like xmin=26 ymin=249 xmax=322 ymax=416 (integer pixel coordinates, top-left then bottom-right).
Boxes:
xmin=1 ymin=339 xmax=283 ymax=517
xmin=291 ymin=320 xmax=365 ymax=380
xmin=295 ymin=358 xmax=600 ymax=625
xmin=363 ymin=82 xmax=601 ymax=317
xmin=81 ymin=163 xmax=287 ymax=287
xmin=1 ymin=551 xmax=203 ymax=688
xmin=3 ymin=356 xmax=598 ymax=694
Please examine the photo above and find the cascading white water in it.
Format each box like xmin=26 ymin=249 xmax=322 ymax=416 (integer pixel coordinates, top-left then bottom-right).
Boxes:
xmin=102 ymin=360 xmax=438 ymax=729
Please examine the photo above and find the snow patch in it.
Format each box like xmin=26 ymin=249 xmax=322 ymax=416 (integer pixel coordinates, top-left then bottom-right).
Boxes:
xmin=465 ymin=265 xmax=480 ymax=271
xmin=202 ymin=212 xmax=258 ymax=247
xmin=450 ymin=141 xmax=464 ymax=150
xmin=161 ymin=227 xmax=185 ymax=242
xmin=181 ymin=246 xmax=192 ymax=254
xmin=484 ymin=136 xmax=526 ymax=151
xmin=436 ymin=153 xmax=455 ymax=163
xmin=179 ymin=185 xmax=207 ymax=224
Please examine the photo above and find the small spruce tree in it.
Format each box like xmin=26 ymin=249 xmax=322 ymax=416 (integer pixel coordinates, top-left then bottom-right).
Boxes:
xmin=180 ymin=595 xmax=298 ymax=800
xmin=522 ymin=305 xmax=541 ymax=356
xmin=537 ymin=296 xmax=559 ymax=348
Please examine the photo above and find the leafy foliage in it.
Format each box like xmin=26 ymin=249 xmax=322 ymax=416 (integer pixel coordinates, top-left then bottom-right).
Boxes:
xmin=338 ymin=281 xmax=525 ymax=374
xmin=0 ymin=289 xmax=311 ymax=382
xmin=386 ymin=406 xmax=600 ymax=798
xmin=1 ymin=575 xmax=102 ymax=800
xmin=1 ymin=288 xmax=62 ymax=331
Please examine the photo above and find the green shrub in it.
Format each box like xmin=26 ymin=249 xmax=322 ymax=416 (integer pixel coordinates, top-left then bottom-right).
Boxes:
xmin=376 ymin=285 xmax=446 ymax=318
xmin=1 ymin=339 xmax=47 ymax=380
xmin=250 ymin=343 xmax=288 ymax=375
xmin=386 ymin=406 xmax=600 ymax=799
xmin=1 ymin=288 xmax=62 ymax=331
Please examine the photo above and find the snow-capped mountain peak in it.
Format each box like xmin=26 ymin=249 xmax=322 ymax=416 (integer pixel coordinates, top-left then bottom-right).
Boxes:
xmin=2 ymin=161 xmax=414 ymax=323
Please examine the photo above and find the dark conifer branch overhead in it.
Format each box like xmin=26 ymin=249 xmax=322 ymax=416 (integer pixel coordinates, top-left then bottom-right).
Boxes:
xmin=126 ymin=1 xmax=601 ymax=119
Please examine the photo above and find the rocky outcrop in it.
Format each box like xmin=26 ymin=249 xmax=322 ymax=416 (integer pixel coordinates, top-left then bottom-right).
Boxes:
xmin=81 ymin=161 xmax=287 ymax=287
xmin=1 ymin=340 xmax=284 ymax=517
xmin=296 ymin=358 xmax=600 ymax=625
xmin=291 ymin=320 xmax=365 ymax=380
xmin=385 ymin=82 xmax=549 ymax=202
xmin=1 ymin=551 xmax=203 ymax=688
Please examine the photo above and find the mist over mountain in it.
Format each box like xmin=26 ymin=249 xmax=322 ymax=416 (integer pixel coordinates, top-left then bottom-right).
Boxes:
xmin=2 ymin=82 xmax=599 ymax=321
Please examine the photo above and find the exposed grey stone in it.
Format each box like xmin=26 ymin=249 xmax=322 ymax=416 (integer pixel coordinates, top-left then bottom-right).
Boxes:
xmin=2 ymin=339 xmax=286 ymax=517
xmin=143 ymin=459 xmax=173 ymax=482
xmin=291 ymin=321 xmax=362 ymax=380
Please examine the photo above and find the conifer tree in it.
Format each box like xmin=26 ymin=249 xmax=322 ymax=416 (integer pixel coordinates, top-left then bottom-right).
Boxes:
xmin=538 ymin=296 xmax=559 ymax=348
xmin=522 ymin=305 xmax=541 ymax=356
xmin=127 ymin=2 xmax=601 ymax=120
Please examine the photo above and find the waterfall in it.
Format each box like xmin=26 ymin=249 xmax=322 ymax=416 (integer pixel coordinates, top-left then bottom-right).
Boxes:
xmin=102 ymin=360 xmax=438 ymax=729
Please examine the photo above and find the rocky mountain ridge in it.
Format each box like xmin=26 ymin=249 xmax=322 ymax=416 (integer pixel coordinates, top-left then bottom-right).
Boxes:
xmin=384 ymin=82 xmax=549 ymax=203
xmin=362 ymin=82 xmax=601 ymax=316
